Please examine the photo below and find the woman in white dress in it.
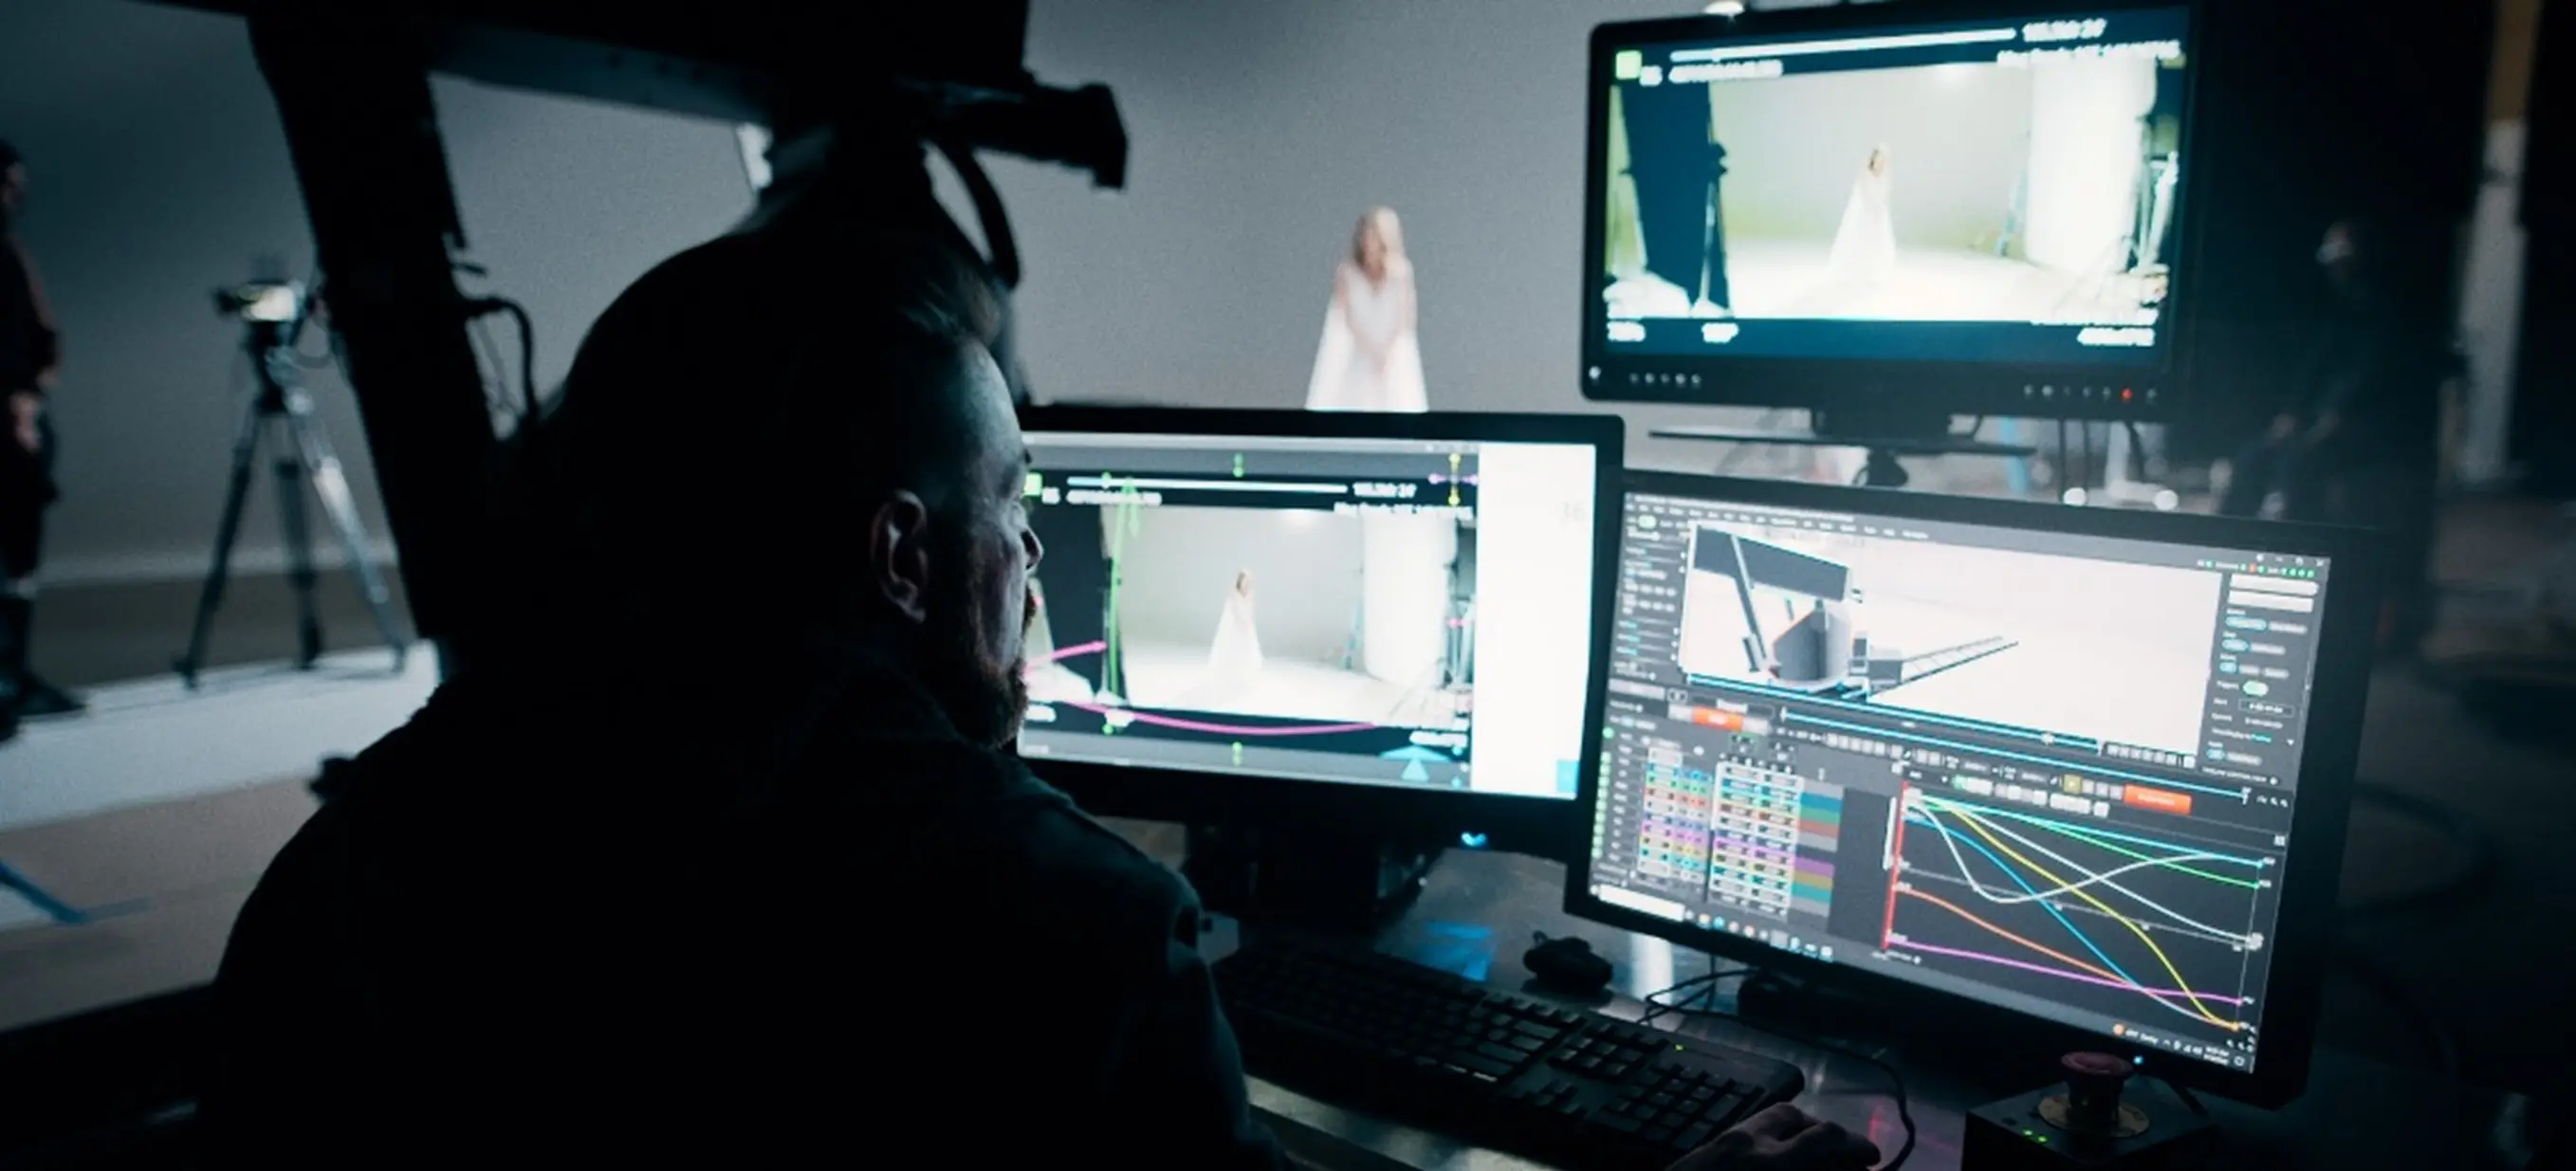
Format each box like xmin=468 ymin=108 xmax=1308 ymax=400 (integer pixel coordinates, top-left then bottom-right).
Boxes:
xmin=1207 ymin=569 xmax=1265 ymax=686
xmin=1823 ymin=145 xmax=1899 ymax=291
xmin=1304 ymin=207 xmax=1427 ymax=412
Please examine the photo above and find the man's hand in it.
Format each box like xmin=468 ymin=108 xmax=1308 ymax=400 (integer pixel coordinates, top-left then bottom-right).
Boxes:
xmin=2267 ymin=412 xmax=2299 ymax=443
xmin=8 ymin=390 xmax=38 ymax=453
xmin=1666 ymin=1104 xmax=1882 ymax=1171
xmin=2305 ymin=410 xmax=2340 ymax=443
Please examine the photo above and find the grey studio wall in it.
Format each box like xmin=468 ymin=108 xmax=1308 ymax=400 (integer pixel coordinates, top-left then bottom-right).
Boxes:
xmin=989 ymin=0 xmax=1790 ymax=434
xmin=7 ymin=0 xmax=1864 ymax=589
xmin=977 ymin=0 xmax=1879 ymax=484
xmin=1711 ymin=64 xmax=2034 ymax=249
xmin=0 ymin=0 xmax=749 ymax=583
xmin=1110 ymin=507 xmax=1363 ymax=663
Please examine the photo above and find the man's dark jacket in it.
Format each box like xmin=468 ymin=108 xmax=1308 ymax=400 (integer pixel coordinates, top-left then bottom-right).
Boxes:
xmin=203 ymin=639 xmax=1285 ymax=1166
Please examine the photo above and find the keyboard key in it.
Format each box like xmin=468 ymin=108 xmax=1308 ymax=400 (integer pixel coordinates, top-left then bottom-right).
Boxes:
xmin=1214 ymin=939 xmax=1802 ymax=1171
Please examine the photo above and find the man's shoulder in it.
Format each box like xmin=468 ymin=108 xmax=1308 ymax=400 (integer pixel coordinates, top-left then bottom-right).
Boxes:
xmin=788 ymin=715 xmax=1194 ymax=915
xmin=975 ymin=767 xmax=1196 ymax=915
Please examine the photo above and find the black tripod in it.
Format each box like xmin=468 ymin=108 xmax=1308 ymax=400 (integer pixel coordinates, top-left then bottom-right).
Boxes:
xmin=175 ymin=299 xmax=408 ymax=686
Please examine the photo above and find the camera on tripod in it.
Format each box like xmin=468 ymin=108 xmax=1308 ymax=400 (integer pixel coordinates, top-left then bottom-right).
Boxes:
xmin=212 ymin=280 xmax=304 ymax=325
xmin=174 ymin=271 xmax=407 ymax=687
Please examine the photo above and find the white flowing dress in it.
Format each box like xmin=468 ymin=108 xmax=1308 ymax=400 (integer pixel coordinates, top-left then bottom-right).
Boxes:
xmin=1305 ymin=261 xmax=1426 ymax=412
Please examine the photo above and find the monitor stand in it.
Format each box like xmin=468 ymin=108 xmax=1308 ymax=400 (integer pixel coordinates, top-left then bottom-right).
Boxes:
xmin=1182 ymin=824 xmax=1443 ymax=935
xmin=1734 ymin=964 xmax=2068 ymax=1085
xmin=1650 ymin=404 xmax=2035 ymax=489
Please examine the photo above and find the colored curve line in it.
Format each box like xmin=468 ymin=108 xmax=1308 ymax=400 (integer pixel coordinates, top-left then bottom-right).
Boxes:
xmin=1939 ymin=803 xmax=2239 ymax=1029
xmin=1896 ymin=793 xmax=2254 ymax=1030
xmin=1102 ymin=483 xmax=1147 ymax=696
xmin=1057 ymin=702 xmax=1380 ymax=738
xmin=1037 ymin=642 xmax=1385 ymax=738
xmin=1913 ymin=803 xmax=2254 ymax=948
xmin=1911 ymin=808 xmax=2153 ymax=991
xmin=1895 ymin=937 xmax=2249 ymax=1006
xmin=1917 ymin=796 xmax=2262 ymax=887
xmin=1905 ymin=810 xmax=2226 ymax=1029
xmin=1954 ymin=809 xmax=2255 ymax=946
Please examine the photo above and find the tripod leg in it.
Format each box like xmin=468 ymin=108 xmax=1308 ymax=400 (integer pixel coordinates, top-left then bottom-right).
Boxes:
xmin=273 ymin=434 xmax=324 ymax=669
xmin=284 ymin=397 xmax=409 ymax=668
xmin=175 ymin=395 xmax=268 ymax=686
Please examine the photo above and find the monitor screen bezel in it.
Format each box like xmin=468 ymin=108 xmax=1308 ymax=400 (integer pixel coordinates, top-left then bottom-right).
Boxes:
xmin=1578 ymin=0 xmax=2208 ymax=422
xmin=1015 ymin=406 xmax=1627 ymax=859
xmin=1564 ymin=470 xmax=2383 ymax=1107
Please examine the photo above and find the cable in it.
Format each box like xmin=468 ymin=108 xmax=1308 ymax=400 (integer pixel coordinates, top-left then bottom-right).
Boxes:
xmin=2339 ymin=779 xmax=2496 ymax=921
xmin=2331 ymin=937 xmax=2462 ymax=1078
xmin=2162 ymin=1077 xmax=2208 ymax=1118
xmin=2321 ymin=782 xmax=2484 ymax=1078
xmin=1636 ymin=964 xmax=1917 ymax=1171
xmin=0 ymin=859 xmax=88 ymax=924
xmin=1637 ymin=951 xmax=1753 ymax=1031
xmin=464 ymin=297 xmax=539 ymax=422
xmin=469 ymin=317 xmax=518 ymax=421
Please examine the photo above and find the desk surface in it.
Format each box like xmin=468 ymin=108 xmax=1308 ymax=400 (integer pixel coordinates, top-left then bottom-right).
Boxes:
xmin=1211 ymin=849 xmax=2523 ymax=1171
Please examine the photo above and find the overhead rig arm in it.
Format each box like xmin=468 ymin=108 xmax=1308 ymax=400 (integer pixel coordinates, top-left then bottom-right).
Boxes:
xmin=247 ymin=3 xmax=495 ymax=649
xmin=148 ymin=0 xmax=1130 ymax=664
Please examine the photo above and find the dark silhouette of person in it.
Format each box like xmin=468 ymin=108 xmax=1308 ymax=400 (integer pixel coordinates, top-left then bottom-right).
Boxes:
xmin=0 ymin=137 xmax=83 ymax=742
xmin=2218 ymin=216 xmax=2444 ymax=648
xmin=201 ymin=224 xmax=1277 ymax=1164
xmin=205 ymin=217 xmax=1877 ymax=1171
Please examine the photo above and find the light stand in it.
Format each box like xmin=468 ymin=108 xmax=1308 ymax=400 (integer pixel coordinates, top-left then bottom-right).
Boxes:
xmin=175 ymin=284 xmax=409 ymax=687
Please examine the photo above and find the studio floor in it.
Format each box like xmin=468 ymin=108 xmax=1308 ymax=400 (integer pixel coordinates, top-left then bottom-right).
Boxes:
xmin=1117 ymin=641 xmax=1465 ymax=729
xmin=1607 ymin=242 xmax=2161 ymax=324
xmin=2 ymin=506 xmax=2571 ymax=1096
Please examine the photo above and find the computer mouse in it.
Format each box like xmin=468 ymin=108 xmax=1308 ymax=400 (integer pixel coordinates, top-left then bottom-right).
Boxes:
xmin=1523 ymin=934 xmax=1613 ymax=995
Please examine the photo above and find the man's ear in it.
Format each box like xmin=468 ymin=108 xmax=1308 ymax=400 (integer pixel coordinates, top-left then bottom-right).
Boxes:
xmin=868 ymin=490 xmax=935 ymax=624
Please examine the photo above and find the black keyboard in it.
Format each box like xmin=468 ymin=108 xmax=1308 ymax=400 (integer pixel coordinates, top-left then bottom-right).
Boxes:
xmin=1214 ymin=935 xmax=1805 ymax=1170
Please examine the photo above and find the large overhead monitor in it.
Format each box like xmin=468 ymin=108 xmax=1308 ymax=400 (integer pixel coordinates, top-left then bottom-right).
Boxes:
xmin=1568 ymin=471 xmax=2381 ymax=1106
xmin=1014 ymin=408 xmax=1623 ymax=855
xmin=1581 ymin=2 xmax=2203 ymax=427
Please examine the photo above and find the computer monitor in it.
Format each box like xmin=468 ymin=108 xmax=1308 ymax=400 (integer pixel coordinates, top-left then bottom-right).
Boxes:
xmin=1014 ymin=407 xmax=1623 ymax=855
xmin=1581 ymin=1 xmax=2203 ymax=426
xmin=1569 ymin=471 xmax=2381 ymax=1106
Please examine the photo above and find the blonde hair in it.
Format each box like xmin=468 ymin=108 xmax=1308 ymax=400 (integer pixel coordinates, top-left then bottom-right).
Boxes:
xmin=1351 ymin=207 xmax=1405 ymax=266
